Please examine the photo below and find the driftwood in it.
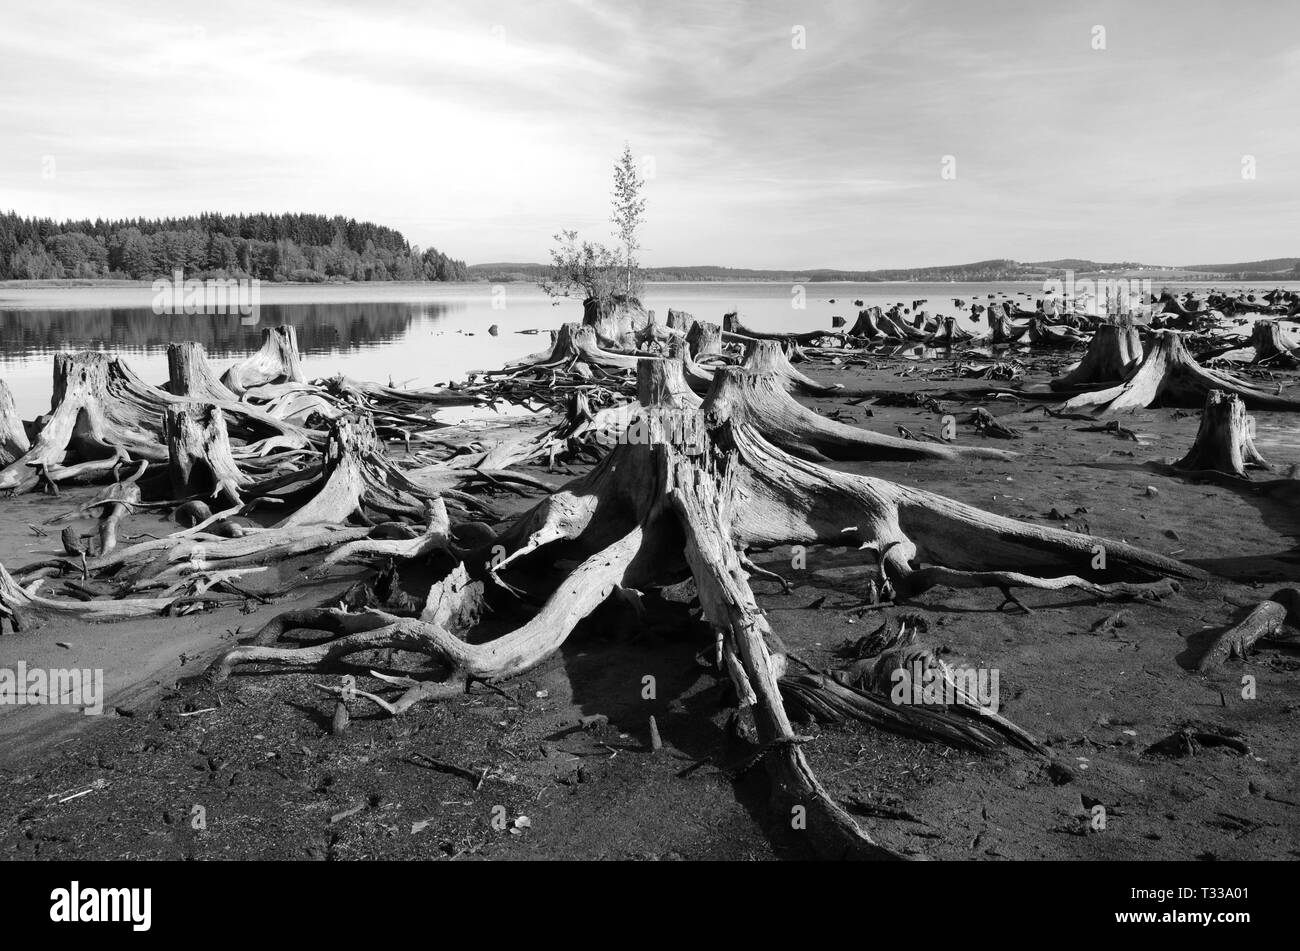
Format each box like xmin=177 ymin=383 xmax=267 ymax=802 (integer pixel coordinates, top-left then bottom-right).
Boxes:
xmin=208 ymin=365 xmax=1198 ymax=858
xmin=0 ymin=351 xmax=315 ymax=493
xmin=1197 ymin=588 xmax=1300 ymax=672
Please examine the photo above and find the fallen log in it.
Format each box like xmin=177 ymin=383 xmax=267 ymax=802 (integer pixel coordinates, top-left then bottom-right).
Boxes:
xmin=1197 ymin=588 xmax=1300 ymax=672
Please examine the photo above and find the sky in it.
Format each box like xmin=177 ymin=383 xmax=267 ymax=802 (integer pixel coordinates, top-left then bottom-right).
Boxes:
xmin=2 ymin=0 xmax=1299 ymax=269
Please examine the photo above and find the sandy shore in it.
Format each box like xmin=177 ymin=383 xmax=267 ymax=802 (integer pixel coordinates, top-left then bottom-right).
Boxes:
xmin=2 ymin=347 xmax=1298 ymax=860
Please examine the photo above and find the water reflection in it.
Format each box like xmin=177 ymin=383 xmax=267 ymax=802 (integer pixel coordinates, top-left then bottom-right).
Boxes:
xmin=0 ymin=301 xmax=457 ymax=360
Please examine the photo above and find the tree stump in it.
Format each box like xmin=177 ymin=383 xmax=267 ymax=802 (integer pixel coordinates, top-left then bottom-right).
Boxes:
xmin=1173 ymin=390 xmax=1268 ymax=477
xmin=0 ymin=379 xmax=30 ymax=467
xmin=1051 ymin=316 xmax=1143 ymax=390
xmin=221 ymin=326 xmax=305 ymax=395
xmin=165 ymin=404 xmax=249 ymax=505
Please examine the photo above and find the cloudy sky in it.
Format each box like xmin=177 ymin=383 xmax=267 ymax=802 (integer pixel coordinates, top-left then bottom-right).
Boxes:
xmin=2 ymin=0 xmax=1298 ymax=268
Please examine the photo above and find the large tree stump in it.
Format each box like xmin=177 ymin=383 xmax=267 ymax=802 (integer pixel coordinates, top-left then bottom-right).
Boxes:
xmin=221 ymin=326 xmax=305 ymax=395
xmin=1061 ymin=330 xmax=1300 ymax=415
xmin=1173 ymin=390 xmax=1268 ymax=477
xmin=686 ymin=320 xmax=724 ymax=359
xmin=206 ymin=377 xmax=1196 ymax=857
xmin=1051 ymin=316 xmax=1143 ymax=390
xmin=581 ymin=296 xmax=649 ymax=347
xmin=1250 ymin=320 xmax=1300 ymax=367
xmin=665 ymin=308 xmax=694 ymax=331
xmin=166 ymin=404 xmax=249 ymax=506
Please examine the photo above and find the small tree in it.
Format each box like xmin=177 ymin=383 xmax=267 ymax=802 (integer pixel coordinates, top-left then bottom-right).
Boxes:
xmin=611 ymin=144 xmax=646 ymax=299
xmin=538 ymin=230 xmax=623 ymax=302
xmin=541 ymin=145 xmax=647 ymax=306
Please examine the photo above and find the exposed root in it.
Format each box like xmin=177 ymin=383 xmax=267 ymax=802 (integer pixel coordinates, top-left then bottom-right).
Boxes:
xmin=1061 ymin=331 xmax=1300 ymax=415
xmin=703 ymin=368 xmax=1017 ymax=463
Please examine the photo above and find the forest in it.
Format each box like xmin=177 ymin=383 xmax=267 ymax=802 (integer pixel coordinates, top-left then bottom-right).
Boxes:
xmin=0 ymin=212 xmax=468 ymax=283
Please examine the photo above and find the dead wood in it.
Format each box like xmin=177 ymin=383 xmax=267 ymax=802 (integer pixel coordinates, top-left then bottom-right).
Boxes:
xmin=1173 ymin=390 xmax=1269 ymax=478
xmin=1050 ymin=316 xmax=1143 ymax=391
xmin=1061 ymin=330 xmax=1300 ymax=415
xmin=220 ymin=326 xmax=305 ymax=395
xmin=742 ymin=339 xmax=842 ymax=395
xmin=0 ymin=379 xmax=30 ymax=467
xmin=702 ymin=368 xmax=1016 ymax=463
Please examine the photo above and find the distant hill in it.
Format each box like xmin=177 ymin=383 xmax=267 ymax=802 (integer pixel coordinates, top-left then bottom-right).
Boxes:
xmin=1181 ymin=258 xmax=1300 ymax=278
xmin=473 ymin=256 xmax=1300 ymax=284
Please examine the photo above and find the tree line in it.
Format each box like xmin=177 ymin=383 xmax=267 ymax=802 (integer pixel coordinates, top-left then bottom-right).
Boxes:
xmin=0 ymin=211 xmax=468 ymax=283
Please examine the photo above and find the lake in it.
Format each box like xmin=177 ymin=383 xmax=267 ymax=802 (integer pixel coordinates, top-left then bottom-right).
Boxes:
xmin=1 ymin=279 xmax=1295 ymax=418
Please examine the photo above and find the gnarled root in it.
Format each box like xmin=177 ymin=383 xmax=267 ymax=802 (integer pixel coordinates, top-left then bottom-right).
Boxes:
xmin=703 ymin=368 xmax=1017 ymax=463
xmin=204 ymin=393 xmax=1201 ymax=858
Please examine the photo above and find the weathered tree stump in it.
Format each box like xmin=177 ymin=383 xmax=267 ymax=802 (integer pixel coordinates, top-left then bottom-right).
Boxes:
xmin=1250 ymin=320 xmax=1300 ymax=367
xmin=221 ymin=326 xmax=305 ymax=395
xmin=1173 ymin=390 xmax=1268 ymax=477
xmin=168 ymin=342 xmax=239 ymax=402
xmin=742 ymin=339 xmax=842 ymax=395
xmin=166 ymin=404 xmax=249 ymax=506
xmin=1061 ymin=331 xmax=1300 ymax=415
xmin=686 ymin=320 xmax=724 ymax=359
xmin=1051 ymin=316 xmax=1143 ymax=390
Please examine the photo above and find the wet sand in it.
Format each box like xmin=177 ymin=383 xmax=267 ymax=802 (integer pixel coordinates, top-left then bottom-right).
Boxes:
xmin=2 ymin=350 xmax=1299 ymax=860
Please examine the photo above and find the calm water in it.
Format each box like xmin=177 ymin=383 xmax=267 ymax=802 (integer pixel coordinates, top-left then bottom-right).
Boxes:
xmin=1 ymin=279 xmax=1295 ymax=418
